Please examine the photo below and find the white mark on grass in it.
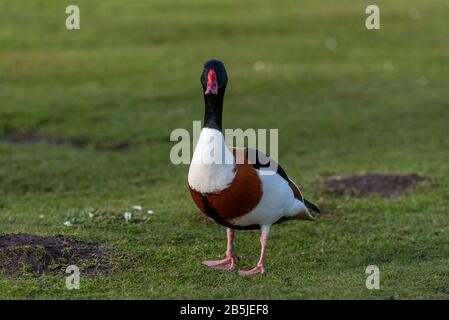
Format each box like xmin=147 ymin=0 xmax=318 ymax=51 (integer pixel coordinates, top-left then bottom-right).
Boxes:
xmin=63 ymin=221 xmax=73 ymax=227
xmin=253 ymin=60 xmax=273 ymax=72
xmin=124 ymin=212 xmax=133 ymax=222
xmin=147 ymin=210 xmax=155 ymax=215
xmin=132 ymin=205 xmax=142 ymax=211
xmin=39 ymin=215 xmax=45 ymax=219
xmin=88 ymin=212 xmax=94 ymax=218
xmin=325 ymin=38 xmax=337 ymax=50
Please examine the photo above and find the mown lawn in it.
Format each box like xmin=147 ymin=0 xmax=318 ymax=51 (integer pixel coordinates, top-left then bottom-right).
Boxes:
xmin=0 ymin=0 xmax=448 ymax=299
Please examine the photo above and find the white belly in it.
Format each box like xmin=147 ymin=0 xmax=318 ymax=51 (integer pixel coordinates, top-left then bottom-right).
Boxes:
xmin=230 ymin=171 xmax=307 ymax=227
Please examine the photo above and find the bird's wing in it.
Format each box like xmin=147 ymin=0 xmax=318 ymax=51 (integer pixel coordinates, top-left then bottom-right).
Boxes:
xmin=231 ymin=147 xmax=303 ymax=202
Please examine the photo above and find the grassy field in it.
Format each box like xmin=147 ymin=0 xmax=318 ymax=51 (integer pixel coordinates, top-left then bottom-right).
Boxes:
xmin=0 ymin=0 xmax=448 ymax=299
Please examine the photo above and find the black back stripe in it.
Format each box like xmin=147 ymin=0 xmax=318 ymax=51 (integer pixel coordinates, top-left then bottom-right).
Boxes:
xmin=247 ymin=148 xmax=290 ymax=182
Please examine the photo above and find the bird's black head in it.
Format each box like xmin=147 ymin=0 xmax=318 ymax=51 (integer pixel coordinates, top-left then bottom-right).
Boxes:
xmin=200 ymin=59 xmax=228 ymax=96
xmin=200 ymin=59 xmax=228 ymax=131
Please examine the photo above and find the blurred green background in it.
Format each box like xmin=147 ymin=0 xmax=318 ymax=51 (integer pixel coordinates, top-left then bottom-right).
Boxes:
xmin=0 ymin=0 xmax=448 ymax=299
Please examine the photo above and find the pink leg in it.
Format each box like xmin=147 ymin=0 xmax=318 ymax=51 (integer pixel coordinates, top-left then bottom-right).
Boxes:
xmin=239 ymin=225 xmax=270 ymax=276
xmin=203 ymin=228 xmax=237 ymax=270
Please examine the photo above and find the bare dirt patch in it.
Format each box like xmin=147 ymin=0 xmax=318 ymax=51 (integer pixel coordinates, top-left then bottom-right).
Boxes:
xmin=0 ymin=233 xmax=119 ymax=276
xmin=0 ymin=131 xmax=131 ymax=152
xmin=325 ymin=173 xmax=427 ymax=198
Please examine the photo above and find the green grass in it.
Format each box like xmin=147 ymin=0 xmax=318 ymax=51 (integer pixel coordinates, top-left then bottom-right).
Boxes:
xmin=0 ymin=0 xmax=448 ymax=299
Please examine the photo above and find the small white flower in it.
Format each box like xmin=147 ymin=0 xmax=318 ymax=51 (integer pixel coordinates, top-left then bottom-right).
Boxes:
xmin=124 ymin=212 xmax=133 ymax=221
xmin=147 ymin=210 xmax=155 ymax=215
xmin=88 ymin=212 xmax=94 ymax=218
xmin=132 ymin=205 xmax=142 ymax=211
xmin=39 ymin=215 xmax=45 ymax=219
xmin=63 ymin=221 xmax=73 ymax=227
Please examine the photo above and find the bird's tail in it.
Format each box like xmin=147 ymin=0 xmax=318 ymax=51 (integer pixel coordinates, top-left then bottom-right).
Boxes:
xmin=293 ymin=199 xmax=320 ymax=221
xmin=304 ymin=199 xmax=321 ymax=214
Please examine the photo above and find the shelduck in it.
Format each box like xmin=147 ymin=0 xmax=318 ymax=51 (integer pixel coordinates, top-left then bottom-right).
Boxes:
xmin=188 ymin=59 xmax=320 ymax=276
